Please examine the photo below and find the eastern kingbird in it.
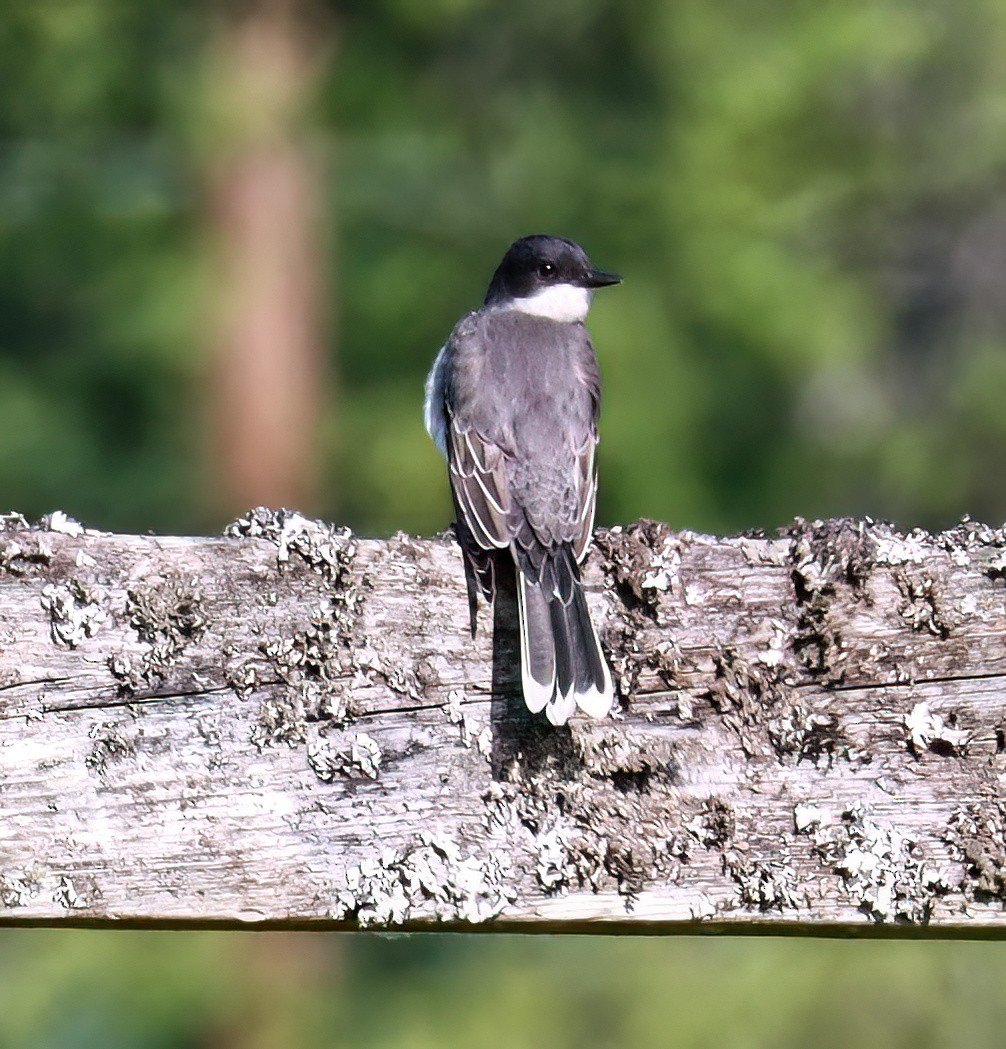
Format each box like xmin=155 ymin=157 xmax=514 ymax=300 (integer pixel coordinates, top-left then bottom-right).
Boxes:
xmin=424 ymin=234 xmax=620 ymax=725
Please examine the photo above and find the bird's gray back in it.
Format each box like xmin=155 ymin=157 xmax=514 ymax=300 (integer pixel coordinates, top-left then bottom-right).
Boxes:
xmin=446 ymin=308 xmax=600 ymax=547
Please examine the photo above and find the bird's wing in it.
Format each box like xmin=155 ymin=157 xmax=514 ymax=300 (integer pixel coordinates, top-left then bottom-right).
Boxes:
xmin=570 ymin=339 xmax=602 ymax=563
xmin=449 ymin=420 xmax=595 ymax=568
xmin=443 ymin=313 xmax=601 ymax=562
xmin=441 ymin=311 xmax=516 ymax=554
xmin=571 ymin=431 xmax=598 ymax=563
xmin=447 ymin=414 xmax=513 ymax=552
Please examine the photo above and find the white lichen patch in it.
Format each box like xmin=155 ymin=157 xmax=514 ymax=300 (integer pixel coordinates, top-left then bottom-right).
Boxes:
xmin=2 ymin=868 xmax=96 ymax=912
xmin=793 ymin=802 xmax=824 ymax=834
xmin=334 ymin=832 xmax=515 ymax=926
xmin=53 ymin=875 xmax=88 ymax=910
xmin=904 ymin=700 xmax=970 ymax=757
xmin=0 ymin=869 xmax=40 ymax=907
xmin=871 ymin=529 xmax=932 ymax=566
xmin=39 ymin=511 xmax=86 ymax=537
xmin=640 ymin=535 xmax=682 ymax=593
xmin=75 ymin=549 xmax=98 ymax=569
xmin=946 ymin=802 xmax=1006 ymax=900
xmin=0 ymin=512 xmax=29 ymax=530
xmin=85 ymin=720 xmax=136 ymax=774
xmin=445 ymin=688 xmax=465 ymax=725
xmin=353 ymin=640 xmax=424 ymax=701
xmin=227 ymin=661 xmax=259 ymax=698
xmin=791 ymin=547 xmax=834 ymax=594
xmin=572 ymin=724 xmax=666 ymax=781
xmin=480 ymin=782 xmax=606 ymax=897
xmin=751 ymin=619 xmax=790 ymax=668
xmin=443 ymin=688 xmax=487 ymax=753
xmin=481 ymin=782 xmax=517 ymax=833
xmin=896 ymin=571 xmax=953 ymax=637
xmin=803 ymin=803 xmax=957 ymax=923
xmin=738 ymin=536 xmax=791 ymax=566
xmin=0 ymin=518 xmax=57 ymax=575
xmin=40 ymin=581 xmax=107 ymax=647
xmin=986 ymin=549 xmax=1006 ymax=576
xmin=689 ymin=894 xmax=718 ymax=919
xmin=938 ymin=517 xmax=1006 ymax=567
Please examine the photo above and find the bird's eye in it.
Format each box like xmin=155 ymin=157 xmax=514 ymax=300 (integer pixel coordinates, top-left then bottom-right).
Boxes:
xmin=538 ymin=262 xmax=557 ymax=280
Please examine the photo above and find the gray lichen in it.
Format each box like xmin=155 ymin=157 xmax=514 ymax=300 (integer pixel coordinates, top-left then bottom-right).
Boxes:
xmin=786 ymin=516 xmax=884 ymax=684
xmin=0 ymin=512 xmax=30 ymax=531
xmin=946 ymin=803 xmax=1006 ymax=902
xmin=107 ymin=578 xmax=206 ymax=692
xmin=594 ymin=520 xmax=679 ymax=620
xmin=593 ymin=522 xmax=690 ymax=700
xmin=0 ymin=515 xmax=55 ymax=577
xmin=255 ymin=616 xmax=356 ymax=747
xmin=0 ymin=874 xmax=29 ymax=908
xmin=308 ymin=730 xmax=382 ymax=781
xmin=479 ymin=747 xmax=672 ymax=905
xmin=53 ymin=875 xmax=90 ymax=910
xmin=250 ymin=692 xmax=308 ymax=748
xmin=895 ymin=569 xmax=954 ymax=638
xmin=533 ymin=828 xmax=573 ymax=891
xmin=225 ymin=507 xmax=356 ymax=580
xmin=706 ymin=648 xmax=850 ymax=763
xmin=261 ymin=619 xmax=346 ymax=692
xmin=684 ymin=797 xmax=736 ymax=850
xmin=0 ymin=865 xmax=47 ymax=909
xmin=724 ymin=852 xmax=801 ymax=912
xmin=86 ymin=720 xmax=136 ymax=774
xmin=127 ymin=580 xmax=206 ymax=646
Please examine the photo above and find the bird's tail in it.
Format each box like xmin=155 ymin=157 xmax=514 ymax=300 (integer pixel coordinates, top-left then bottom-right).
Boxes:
xmin=514 ymin=545 xmax=613 ymax=725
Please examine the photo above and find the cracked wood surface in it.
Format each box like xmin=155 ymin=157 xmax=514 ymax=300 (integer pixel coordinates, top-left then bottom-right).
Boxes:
xmin=4 ymin=508 xmax=1006 ymax=934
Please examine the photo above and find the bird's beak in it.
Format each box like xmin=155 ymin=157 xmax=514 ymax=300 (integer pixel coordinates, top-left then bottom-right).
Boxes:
xmin=582 ymin=268 xmax=622 ymax=289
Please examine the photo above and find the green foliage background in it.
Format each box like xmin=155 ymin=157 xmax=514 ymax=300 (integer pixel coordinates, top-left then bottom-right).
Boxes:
xmin=3 ymin=1 xmax=1006 ymax=1044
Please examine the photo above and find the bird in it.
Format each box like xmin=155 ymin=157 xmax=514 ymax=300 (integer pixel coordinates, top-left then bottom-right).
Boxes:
xmin=424 ymin=234 xmax=620 ymax=725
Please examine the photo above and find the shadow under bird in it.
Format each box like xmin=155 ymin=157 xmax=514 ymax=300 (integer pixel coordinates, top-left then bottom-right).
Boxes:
xmin=425 ymin=234 xmax=620 ymax=725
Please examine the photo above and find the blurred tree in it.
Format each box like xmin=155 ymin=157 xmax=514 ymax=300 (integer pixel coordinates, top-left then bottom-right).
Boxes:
xmin=201 ymin=0 xmax=333 ymax=519
xmin=0 ymin=1 xmax=204 ymax=531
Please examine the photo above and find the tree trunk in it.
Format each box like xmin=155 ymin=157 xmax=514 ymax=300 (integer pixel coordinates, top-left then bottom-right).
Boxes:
xmin=202 ymin=0 xmax=331 ymax=518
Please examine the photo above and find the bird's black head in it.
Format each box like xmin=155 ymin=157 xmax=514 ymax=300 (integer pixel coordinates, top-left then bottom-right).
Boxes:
xmin=483 ymin=235 xmax=621 ymax=319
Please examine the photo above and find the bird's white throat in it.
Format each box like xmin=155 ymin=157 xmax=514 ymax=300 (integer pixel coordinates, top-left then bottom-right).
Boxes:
xmin=508 ymin=283 xmax=592 ymax=323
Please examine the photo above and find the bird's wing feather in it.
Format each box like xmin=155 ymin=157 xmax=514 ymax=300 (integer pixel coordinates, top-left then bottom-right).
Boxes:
xmin=570 ymin=340 xmax=601 ymax=563
xmin=448 ymin=415 xmax=512 ymax=551
xmin=571 ymin=432 xmax=597 ymax=563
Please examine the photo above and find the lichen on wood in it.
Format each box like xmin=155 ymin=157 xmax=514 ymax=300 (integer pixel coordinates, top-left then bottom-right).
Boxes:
xmin=2 ymin=509 xmax=1006 ymax=933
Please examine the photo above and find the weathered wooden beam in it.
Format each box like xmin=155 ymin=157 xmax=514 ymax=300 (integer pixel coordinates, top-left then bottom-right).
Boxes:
xmin=2 ymin=508 xmax=1006 ymax=934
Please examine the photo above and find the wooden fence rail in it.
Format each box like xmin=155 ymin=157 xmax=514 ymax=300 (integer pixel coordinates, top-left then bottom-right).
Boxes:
xmin=3 ymin=508 xmax=1006 ymax=934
